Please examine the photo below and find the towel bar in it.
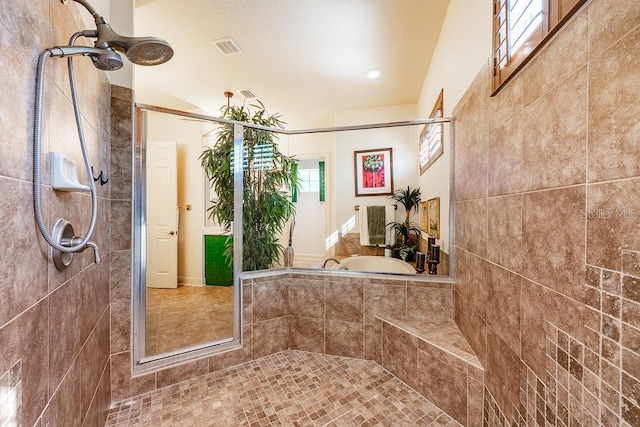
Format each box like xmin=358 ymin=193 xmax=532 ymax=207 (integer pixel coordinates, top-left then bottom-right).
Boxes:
xmin=354 ymin=205 xmax=397 ymax=211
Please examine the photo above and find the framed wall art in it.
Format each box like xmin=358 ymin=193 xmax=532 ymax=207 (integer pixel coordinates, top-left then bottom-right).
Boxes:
xmin=427 ymin=197 xmax=440 ymax=239
xmin=419 ymin=201 xmax=429 ymax=232
xmin=354 ymin=148 xmax=393 ymax=197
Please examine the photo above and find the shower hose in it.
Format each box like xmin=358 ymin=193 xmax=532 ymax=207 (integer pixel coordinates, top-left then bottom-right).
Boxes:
xmin=33 ymin=32 xmax=98 ymax=254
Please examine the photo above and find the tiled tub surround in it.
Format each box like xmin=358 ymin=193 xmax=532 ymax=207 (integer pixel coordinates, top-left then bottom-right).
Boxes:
xmin=110 ymin=270 xmax=482 ymax=423
xmin=0 ymin=1 xmax=112 ymax=426
xmin=453 ymin=0 xmax=640 ymax=425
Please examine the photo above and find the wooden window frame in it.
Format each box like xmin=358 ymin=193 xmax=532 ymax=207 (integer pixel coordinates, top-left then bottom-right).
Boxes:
xmin=419 ymin=89 xmax=444 ymax=175
xmin=492 ymin=0 xmax=587 ymax=94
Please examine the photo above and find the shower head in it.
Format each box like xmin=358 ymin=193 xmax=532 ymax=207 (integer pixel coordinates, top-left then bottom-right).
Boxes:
xmin=46 ymin=46 xmax=124 ymax=71
xmin=93 ymin=16 xmax=174 ymax=66
xmin=70 ymin=0 xmax=173 ymax=66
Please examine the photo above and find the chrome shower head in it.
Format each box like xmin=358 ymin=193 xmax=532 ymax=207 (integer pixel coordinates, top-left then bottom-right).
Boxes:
xmin=91 ymin=48 xmax=125 ymax=71
xmin=46 ymin=46 xmax=124 ymax=71
xmin=93 ymin=16 xmax=174 ymax=66
xmin=70 ymin=0 xmax=173 ymax=66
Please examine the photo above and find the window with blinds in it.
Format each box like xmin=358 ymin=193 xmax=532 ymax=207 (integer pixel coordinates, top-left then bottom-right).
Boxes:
xmin=419 ymin=90 xmax=444 ymax=175
xmin=492 ymin=0 xmax=586 ymax=93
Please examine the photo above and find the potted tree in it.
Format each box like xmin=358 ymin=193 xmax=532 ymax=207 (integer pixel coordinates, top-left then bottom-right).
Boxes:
xmin=387 ymin=186 xmax=422 ymax=261
xmin=200 ymin=102 xmax=298 ymax=271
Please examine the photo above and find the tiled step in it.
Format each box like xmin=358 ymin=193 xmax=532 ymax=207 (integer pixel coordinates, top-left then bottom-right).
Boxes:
xmin=376 ymin=316 xmax=485 ymax=426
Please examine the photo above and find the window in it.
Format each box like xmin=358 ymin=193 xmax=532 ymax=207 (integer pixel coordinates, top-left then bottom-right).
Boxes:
xmin=493 ymin=0 xmax=586 ymax=93
xmin=298 ymin=168 xmax=320 ymax=192
xmin=419 ymin=89 xmax=444 ymax=175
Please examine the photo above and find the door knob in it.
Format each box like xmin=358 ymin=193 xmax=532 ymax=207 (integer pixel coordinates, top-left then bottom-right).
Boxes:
xmin=168 ymin=231 xmax=176 ymax=235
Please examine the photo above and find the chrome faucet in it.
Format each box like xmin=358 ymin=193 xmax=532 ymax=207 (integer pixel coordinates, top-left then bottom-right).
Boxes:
xmin=68 ymin=236 xmax=102 ymax=264
xmin=322 ymin=258 xmax=341 ymax=268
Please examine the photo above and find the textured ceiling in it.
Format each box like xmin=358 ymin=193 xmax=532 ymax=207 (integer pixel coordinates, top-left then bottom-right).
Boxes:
xmin=134 ymin=0 xmax=450 ymax=127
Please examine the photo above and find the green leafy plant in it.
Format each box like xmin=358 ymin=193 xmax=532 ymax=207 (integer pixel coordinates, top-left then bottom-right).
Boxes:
xmin=200 ymin=102 xmax=298 ymax=271
xmin=387 ymin=186 xmax=422 ymax=261
xmin=390 ymin=186 xmax=422 ymax=221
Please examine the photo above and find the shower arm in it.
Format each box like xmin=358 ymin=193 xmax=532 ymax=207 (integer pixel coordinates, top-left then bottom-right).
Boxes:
xmin=71 ymin=0 xmax=100 ymax=18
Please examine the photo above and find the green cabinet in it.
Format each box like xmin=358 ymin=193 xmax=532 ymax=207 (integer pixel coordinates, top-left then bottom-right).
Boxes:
xmin=204 ymin=235 xmax=233 ymax=286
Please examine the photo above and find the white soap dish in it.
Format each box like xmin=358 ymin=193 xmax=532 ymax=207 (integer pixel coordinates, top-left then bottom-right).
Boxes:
xmin=51 ymin=152 xmax=90 ymax=192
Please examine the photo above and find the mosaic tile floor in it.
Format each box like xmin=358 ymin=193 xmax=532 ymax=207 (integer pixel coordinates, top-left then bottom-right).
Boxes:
xmin=106 ymin=350 xmax=461 ymax=426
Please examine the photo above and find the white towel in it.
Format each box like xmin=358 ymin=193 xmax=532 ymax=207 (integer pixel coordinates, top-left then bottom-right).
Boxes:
xmin=359 ymin=208 xmax=370 ymax=246
xmin=384 ymin=206 xmax=396 ymax=246
xmin=359 ymin=206 xmax=396 ymax=246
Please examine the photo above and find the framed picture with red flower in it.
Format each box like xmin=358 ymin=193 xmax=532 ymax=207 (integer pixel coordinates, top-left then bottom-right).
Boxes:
xmin=354 ymin=148 xmax=393 ymax=197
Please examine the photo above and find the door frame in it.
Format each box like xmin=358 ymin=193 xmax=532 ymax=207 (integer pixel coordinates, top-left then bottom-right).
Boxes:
xmin=291 ymin=153 xmax=332 ymax=262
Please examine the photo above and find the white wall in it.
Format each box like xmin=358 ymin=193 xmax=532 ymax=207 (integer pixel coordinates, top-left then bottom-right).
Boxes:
xmin=75 ymin=0 xmax=135 ymax=88
xmin=108 ymin=0 xmax=135 ymax=88
xmin=416 ymin=0 xmax=493 ymax=255
xmin=147 ymin=113 xmax=205 ymax=285
xmin=418 ymin=0 xmax=492 ymax=115
xmin=335 ymin=104 xmax=419 ymax=237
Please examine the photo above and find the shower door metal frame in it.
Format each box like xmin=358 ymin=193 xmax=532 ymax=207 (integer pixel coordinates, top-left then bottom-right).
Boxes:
xmin=132 ymin=103 xmax=453 ymax=372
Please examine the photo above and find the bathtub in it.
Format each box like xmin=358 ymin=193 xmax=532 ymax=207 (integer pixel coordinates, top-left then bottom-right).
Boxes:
xmin=331 ymin=256 xmax=416 ymax=275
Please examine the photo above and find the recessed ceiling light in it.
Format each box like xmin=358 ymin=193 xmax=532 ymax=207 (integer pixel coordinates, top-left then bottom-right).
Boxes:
xmin=366 ymin=69 xmax=382 ymax=79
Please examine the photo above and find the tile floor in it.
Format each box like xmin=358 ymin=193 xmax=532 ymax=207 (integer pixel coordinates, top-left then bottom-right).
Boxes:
xmin=106 ymin=350 xmax=460 ymax=426
xmin=146 ymin=285 xmax=234 ymax=356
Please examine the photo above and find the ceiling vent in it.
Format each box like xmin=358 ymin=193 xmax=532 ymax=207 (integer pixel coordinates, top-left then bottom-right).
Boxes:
xmin=212 ymin=37 xmax=243 ymax=55
xmin=238 ymin=89 xmax=257 ymax=99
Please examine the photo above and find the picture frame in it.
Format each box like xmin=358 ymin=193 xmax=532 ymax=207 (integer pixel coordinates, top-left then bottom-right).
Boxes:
xmin=427 ymin=197 xmax=440 ymax=239
xmin=419 ymin=201 xmax=429 ymax=232
xmin=354 ymin=148 xmax=393 ymax=197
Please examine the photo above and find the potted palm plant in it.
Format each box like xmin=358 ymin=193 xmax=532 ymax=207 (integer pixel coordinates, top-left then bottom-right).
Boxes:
xmin=200 ymin=101 xmax=298 ymax=271
xmin=387 ymin=186 xmax=422 ymax=261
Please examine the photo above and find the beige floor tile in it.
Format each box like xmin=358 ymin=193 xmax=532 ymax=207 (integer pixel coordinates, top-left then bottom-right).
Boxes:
xmin=146 ymin=285 xmax=234 ymax=356
xmin=106 ymin=350 xmax=460 ymax=426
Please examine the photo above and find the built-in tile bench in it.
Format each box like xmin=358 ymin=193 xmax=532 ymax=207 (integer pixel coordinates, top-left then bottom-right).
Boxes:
xmin=376 ymin=316 xmax=484 ymax=426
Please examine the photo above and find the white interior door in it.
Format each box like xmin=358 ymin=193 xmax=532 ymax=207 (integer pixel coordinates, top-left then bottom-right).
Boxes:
xmin=146 ymin=140 xmax=178 ymax=288
xmin=294 ymin=157 xmax=327 ymax=262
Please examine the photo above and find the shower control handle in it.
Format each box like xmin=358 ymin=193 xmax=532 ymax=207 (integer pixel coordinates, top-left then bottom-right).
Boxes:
xmin=51 ymin=219 xmax=101 ymax=270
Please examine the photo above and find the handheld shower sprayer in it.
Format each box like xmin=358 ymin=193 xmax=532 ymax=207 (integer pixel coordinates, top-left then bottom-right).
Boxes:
xmin=33 ymin=0 xmax=173 ymax=270
xmin=46 ymin=45 xmax=124 ymax=71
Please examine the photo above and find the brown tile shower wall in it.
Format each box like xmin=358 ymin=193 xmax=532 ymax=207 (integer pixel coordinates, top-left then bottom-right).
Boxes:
xmin=0 ymin=2 xmax=112 ymax=426
xmin=109 ymin=85 xmax=137 ymax=403
xmin=453 ymin=0 xmax=640 ymax=424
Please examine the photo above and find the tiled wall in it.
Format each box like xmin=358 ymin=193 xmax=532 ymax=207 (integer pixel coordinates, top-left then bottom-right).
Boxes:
xmin=0 ymin=1 xmax=112 ymax=426
xmin=453 ymin=0 xmax=640 ymax=425
xmin=249 ymin=272 xmax=454 ymax=360
xmin=109 ymin=85 xmax=137 ymax=402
